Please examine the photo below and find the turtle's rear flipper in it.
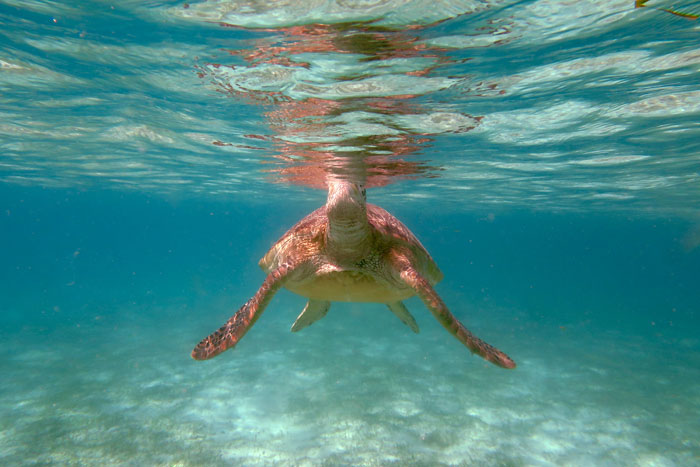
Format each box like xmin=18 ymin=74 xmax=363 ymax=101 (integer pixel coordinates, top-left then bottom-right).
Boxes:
xmin=192 ymin=263 xmax=296 ymax=360
xmin=387 ymin=301 xmax=419 ymax=333
xmin=291 ymin=299 xmax=331 ymax=332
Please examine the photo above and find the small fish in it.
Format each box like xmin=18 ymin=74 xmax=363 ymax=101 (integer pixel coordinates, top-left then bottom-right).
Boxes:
xmin=660 ymin=8 xmax=699 ymax=20
xmin=635 ymin=0 xmax=699 ymax=20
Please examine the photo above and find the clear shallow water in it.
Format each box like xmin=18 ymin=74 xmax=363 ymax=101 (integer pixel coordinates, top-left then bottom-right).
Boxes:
xmin=2 ymin=1 xmax=700 ymax=465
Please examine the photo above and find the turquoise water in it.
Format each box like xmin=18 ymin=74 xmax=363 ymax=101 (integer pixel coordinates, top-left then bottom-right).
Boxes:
xmin=2 ymin=1 xmax=700 ymax=465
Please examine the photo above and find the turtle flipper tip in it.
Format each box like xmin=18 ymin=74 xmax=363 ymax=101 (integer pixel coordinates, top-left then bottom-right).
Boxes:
xmin=472 ymin=339 xmax=516 ymax=369
xmin=191 ymin=337 xmax=222 ymax=360
xmin=494 ymin=353 xmax=516 ymax=369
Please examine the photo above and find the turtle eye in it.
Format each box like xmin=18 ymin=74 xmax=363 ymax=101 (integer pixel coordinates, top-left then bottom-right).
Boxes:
xmin=361 ymin=188 xmax=366 ymax=199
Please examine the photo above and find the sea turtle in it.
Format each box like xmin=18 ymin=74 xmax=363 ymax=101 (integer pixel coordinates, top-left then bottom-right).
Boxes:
xmin=192 ymin=180 xmax=516 ymax=369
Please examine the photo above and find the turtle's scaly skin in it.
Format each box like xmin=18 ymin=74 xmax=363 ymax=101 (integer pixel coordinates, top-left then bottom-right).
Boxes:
xmin=192 ymin=181 xmax=515 ymax=369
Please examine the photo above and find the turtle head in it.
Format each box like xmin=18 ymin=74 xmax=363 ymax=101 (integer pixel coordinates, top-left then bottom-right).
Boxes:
xmin=326 ymin=179 xmax=370 ymax=255
xmin=326 ymin=179 xmax=366 ymax=222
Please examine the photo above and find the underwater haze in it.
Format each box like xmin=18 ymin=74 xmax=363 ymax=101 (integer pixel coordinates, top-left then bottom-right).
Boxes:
xmin=2 ymin=0 xmax=700 ymax=465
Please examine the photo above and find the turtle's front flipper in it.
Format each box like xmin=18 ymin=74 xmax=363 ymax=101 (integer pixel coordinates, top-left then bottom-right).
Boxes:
xmin=391 ymin=254 xmax=515 ymax=369
xmin=192 ymin=263 xmax=297 ymax=360
xmin=387 ymin=301 xmax=419 ymax=333
xmin=291 ymin=299 xmax=331 ymax=332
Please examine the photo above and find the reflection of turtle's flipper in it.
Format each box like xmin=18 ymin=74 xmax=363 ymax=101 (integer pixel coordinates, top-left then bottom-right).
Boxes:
xmin=291 ymin=299 xmax=331 ymax=332
xmin=192 ymin=263 xmax=296 ymax=360
xmin=387 ymin=301 xmax=419 ymax=333
xmin=391 ymin=254 xmax=516 ymax=369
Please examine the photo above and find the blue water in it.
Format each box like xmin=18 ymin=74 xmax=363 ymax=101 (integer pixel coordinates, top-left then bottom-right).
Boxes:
xmin=2 ymin=1 xmax=700 ymax=465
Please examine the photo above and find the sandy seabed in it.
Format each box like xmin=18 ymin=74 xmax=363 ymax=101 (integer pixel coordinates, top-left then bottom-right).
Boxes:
xmin=2 ymin=294 xmax=698 ymax=466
